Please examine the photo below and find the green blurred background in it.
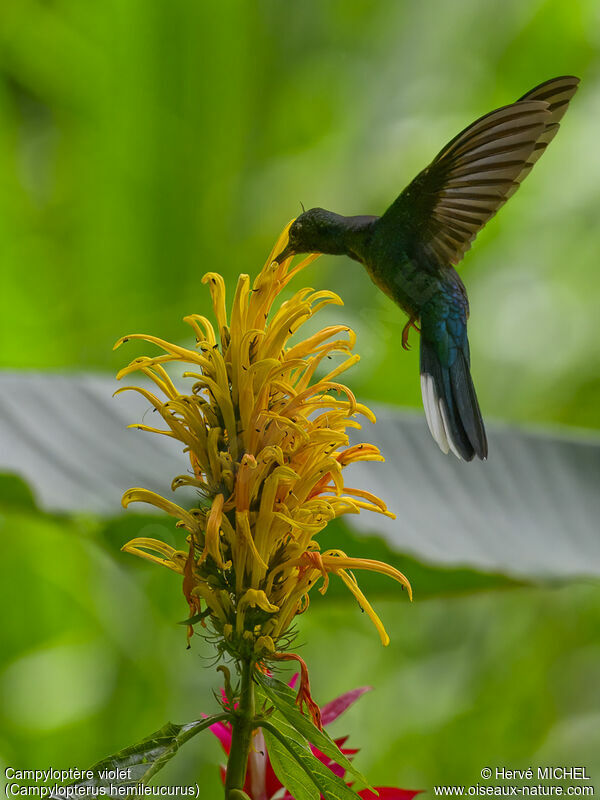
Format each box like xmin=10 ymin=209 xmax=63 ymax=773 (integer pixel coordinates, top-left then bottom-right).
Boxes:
xmin=1 ymin=0 xmax=599 ymax=795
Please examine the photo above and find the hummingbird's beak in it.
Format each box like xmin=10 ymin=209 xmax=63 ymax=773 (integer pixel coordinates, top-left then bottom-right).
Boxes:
xmin=273 ymin=242 xmax=295 ymax=264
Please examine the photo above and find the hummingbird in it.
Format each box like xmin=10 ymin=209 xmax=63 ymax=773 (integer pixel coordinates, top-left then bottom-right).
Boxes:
xmin=274 ymin=76 xmax=579 ymax=461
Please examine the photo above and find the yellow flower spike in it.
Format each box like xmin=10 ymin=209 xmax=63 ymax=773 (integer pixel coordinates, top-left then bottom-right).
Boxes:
xmin=117 ymin=223 xmax=410 ymax=659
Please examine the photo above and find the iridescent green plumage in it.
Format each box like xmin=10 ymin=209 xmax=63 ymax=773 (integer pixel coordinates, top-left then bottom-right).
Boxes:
xmin=276 ymin=76 xmax=580 ymax=460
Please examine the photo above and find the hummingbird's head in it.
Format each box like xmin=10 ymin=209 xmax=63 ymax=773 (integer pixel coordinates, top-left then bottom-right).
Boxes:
xmin=274 ymin=208 xmax=348 ymax=263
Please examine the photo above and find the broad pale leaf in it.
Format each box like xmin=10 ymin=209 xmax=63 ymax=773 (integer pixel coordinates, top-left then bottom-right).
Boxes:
xmin=1 ymin=374 xmax=599 ymax=580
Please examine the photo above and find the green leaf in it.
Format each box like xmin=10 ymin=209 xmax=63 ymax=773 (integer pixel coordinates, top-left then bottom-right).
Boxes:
xmin=177 ymin=608 xmax=211 ymax=626
xmin=256 ymin=672 xmax=371 ymax=790
xmin=262 ymin=725 xmax=319 ymax=800
xmin=62 ymin=714 xmax=228 ymax=787
xmin=0 ymin=473 xmax=39 ymax=511
xmin=261 ymin=721 xmax=362 ymax=800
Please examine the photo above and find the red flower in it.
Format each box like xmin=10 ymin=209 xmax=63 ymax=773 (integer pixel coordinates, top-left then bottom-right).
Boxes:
xmin=208 ymin=678 xmax=421 ymax=800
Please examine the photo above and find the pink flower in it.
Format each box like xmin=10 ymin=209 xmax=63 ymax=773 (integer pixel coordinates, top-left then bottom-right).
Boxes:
xmin=209 ymin=678 xmax=421 ymax=800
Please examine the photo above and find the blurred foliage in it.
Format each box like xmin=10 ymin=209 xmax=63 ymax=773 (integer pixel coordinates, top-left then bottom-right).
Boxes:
xmin=0 ymin=0 xmax=599 ymax=793
xmin=0 ymin=504 xmax=598 ymax=792
xmin=1 ymin=0 xmax=599 ymax=428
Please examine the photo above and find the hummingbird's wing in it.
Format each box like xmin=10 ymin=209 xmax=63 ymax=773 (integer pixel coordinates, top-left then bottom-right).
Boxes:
xmin=379 ymin=76 xmax=579 ymax=267
xmin=505 ymin=75 xmax=581 ymax=195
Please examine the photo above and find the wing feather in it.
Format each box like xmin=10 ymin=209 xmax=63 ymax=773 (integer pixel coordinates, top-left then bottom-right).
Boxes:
xmin=379 ymin=77 xmax=579 ymax=266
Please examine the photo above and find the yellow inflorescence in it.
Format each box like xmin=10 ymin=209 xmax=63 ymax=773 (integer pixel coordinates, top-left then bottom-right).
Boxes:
xmin=115 ymin=223 xmax=411 ymax=658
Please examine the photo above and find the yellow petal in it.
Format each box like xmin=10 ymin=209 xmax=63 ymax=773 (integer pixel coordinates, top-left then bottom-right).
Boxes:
xmin=322 ymin=552 xmax=412 ymax=600
xmin=121 ymin=488 xmax=199 ymax=531
xmin=121 ymin=538 xmax=186 ymax=574
xmin=239 ymin=589 xmax=279 ymax=613
xmin=337 ymin=569 xmax=390 ymax=646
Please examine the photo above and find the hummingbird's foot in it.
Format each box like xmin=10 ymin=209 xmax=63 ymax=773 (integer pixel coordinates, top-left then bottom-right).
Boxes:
xmin=402 ymin=318 xmax=421 ymax=351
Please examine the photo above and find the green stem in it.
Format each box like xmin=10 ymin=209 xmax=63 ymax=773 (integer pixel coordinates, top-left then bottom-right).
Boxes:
xmin=225 ymin=659 xmax=256 ymax=800
xmin=143 ymin=713 xmax=231 ymax=782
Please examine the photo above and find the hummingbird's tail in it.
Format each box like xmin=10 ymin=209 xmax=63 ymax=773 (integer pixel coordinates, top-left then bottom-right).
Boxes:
xmin=419 ymin=332 xmax=487 ymax=461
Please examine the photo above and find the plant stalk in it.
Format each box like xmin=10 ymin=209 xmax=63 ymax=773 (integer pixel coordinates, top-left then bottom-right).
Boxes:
xmin=225 ymin=658 xmax=255 ymax=800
